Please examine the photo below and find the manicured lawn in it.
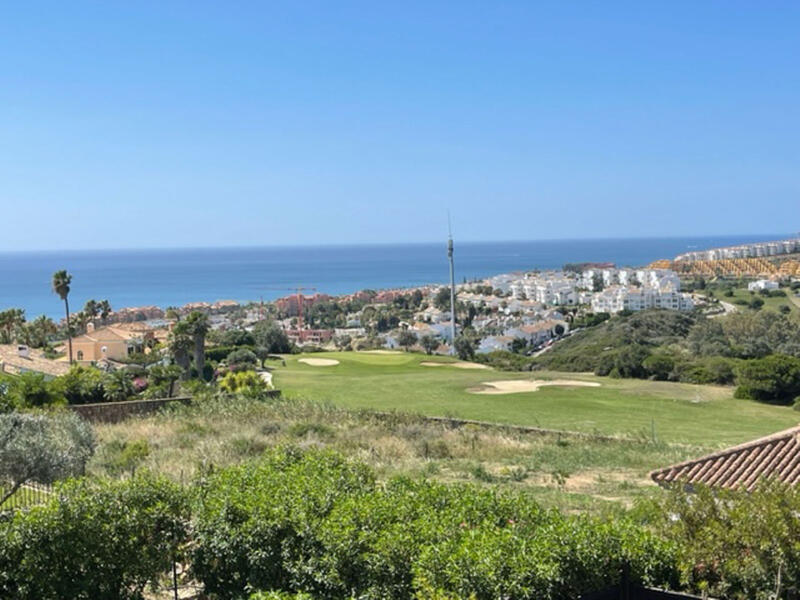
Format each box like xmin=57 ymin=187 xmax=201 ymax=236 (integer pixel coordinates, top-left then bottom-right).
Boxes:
xmin=718 ymin=287 xmax=796 ymax=313
xmin=273 ymin=352 xmax=799 ymax=448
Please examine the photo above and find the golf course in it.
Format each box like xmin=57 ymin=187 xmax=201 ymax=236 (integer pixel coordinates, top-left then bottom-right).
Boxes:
xmin=273 ymin=351 xmax=800 ymax=447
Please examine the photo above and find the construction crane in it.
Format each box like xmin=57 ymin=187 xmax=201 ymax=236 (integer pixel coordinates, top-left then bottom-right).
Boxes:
xmin=260 ymin=286 xmax=317 ymax=329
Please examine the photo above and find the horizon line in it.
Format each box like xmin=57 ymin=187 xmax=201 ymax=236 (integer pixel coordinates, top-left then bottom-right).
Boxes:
xmin=0 ymin=232 xmax=793 ymax=255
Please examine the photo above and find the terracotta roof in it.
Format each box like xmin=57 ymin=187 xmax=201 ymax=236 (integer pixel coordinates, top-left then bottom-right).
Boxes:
xmin=0 ymin=345 xmax=71 ymax=378
xmin=650 ymin=425 xmax=800 ymax=491
xmin=72 ymin=327 xmax=127 ymax=343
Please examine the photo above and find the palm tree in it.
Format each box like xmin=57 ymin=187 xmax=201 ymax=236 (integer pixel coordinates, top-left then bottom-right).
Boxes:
xmin=99 ymin=300 xmax=112 ymax=324
xmin=83 ymin=299 xmax=99 ymax=327
xmin=185 ymin=311 xmax=210 ymax=378
xmin=167 ymin=321 xmax=194 ymax=381
xmin=0 ymin=308 xmax=25 ymax=344
xmin=26 ymin=315 xmax=57 ymax=348
xmin=52 ymin=270 xmax=73 ymax=364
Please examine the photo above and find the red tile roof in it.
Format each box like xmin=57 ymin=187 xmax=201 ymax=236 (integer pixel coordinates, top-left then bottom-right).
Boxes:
xmin=650 ymin=425 xmax=800 ymax=491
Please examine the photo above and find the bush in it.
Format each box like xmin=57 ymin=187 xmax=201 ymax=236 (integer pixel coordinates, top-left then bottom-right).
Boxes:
xmin=51 ymin=365 xmax=106 ymax=405
xmin=226 ymin=348 xmax=259 ymax=368
xmin=0 ymin=475 xmax=188 ymax=599
xmin=205 ymin=345 xmax=256 ymax=363
xmin=734 ymin=354 xmax=800 ymax=404
xmin=0 ymin=411 xmax=96 ymax=508
xmin=190 ymin=447 xmax=678 ymax=599
xmin=638 ymin=483 xmax=800 ymax=599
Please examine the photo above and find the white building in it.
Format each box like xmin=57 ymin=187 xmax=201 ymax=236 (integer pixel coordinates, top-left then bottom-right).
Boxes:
xmin=591 ymin=286 xmax=694 ymax=314
xmin=748 ymin=279 xmax=779 ymax=292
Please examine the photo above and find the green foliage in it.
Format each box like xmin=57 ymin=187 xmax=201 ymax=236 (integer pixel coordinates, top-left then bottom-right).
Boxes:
xmin=0 ymin=411 xmax=95 ymax=507
xmin=96 ymin=439 xmax=151 ymax=476
xmin=5 ymin=372 xmax=61 ymax=408
xmin=454 ymin=335 xmax=476 ymax=361
xmin=252 ymin=320 xmax=293 ymax=354
xmin=205 ymin=344 xmax=256 ymax=362
xmin=734 ymin=354 xmax=800 ymax=404
xmin=218 ymin=370 xmax=269 ymax=396
xmin=637 ymin=483 xmax=800 ymax=599
xmin=397 ymin=330 xmax=417 ymax=351
xmin=102 ymin=369 xmax=135 ymax=402
xmin=226 ymin=348 xmax=259 ymax=367
xmin=420 ymin=334 xmax=439 ymax=355
xmin=0 ymin=474 xmax=188 ymax=599
xmin=51 ymin=365 xmax=106 ymax=404
xmin=190 ymin=447 xmax=678 ymax=599
xmin=210 ymin=327 xmax=256 ymax=347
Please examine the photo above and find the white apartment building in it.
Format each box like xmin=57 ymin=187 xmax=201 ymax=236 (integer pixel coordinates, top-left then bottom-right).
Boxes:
xmin=676 ymin=239 xmax=800 ymax=262
xmin=591 ymin=286 xmax=694 ymax=314
xmin=748 ymin=279 xmax=780 ymax=292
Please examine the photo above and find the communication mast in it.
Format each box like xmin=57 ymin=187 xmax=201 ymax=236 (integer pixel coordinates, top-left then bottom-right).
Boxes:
xmin=448 ymin=214 xmax=456 ymax=355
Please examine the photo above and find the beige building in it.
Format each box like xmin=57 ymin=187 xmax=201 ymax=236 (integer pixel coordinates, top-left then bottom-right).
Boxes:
xmin=71 ymin=323 xmax=153 ymax=363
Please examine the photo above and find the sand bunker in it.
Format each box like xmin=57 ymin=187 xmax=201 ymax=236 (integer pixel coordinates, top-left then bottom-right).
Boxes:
xmin=298 ymin=358 xmax=340 ymax=367
xmin=359 ymin=350 xmax=403 ymax=355
xmin=468 ymin=379 xmax=601 ymax=394
xmin=420 ymin=361 xmax=489 ymax=370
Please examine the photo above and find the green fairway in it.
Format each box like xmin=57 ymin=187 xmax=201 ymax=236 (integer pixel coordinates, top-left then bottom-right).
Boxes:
xmin=273 ymin=352 xmax=799 ymax=448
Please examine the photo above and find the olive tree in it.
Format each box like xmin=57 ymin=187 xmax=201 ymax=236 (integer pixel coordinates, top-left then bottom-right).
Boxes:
xmin=0 ymin=411 xmax=95 ymax=507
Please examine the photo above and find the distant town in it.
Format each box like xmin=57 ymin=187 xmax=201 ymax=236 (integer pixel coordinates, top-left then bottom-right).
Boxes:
xmin=3 ymin=237 xmax=799 ymax=380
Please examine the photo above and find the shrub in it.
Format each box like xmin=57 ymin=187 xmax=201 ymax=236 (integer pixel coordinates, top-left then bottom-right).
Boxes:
xmin=51 ymin=365 xmax=106 ymax=405
xmin=734 ymin=354 xmax=800 ymax=404
xmin=190 ymin=448 xmax=678 ymax=599
xmin=0 ymin=475 xmax=188 ymax=599
xmin=226 ymin=348 xmax=259 ymax=368
xmin=638 ymin=483 xmax=800 ymax=599
xmin=0 ymin=411 xmax=95 ymax=508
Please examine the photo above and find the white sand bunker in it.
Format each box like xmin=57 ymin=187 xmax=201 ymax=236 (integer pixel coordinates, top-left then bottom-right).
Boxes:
xmin=420 ymin=361 xmax=489 ymax=370
xmin=469 ymin=379 xmax=601 ymax=394
xmin=360 ymin=350 xmax=403 ymax=355
xmin=298 ymin=358 xmax=340 ymax=367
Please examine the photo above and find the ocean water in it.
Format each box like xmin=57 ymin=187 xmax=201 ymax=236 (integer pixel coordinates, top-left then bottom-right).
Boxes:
xmin=0 ymin=235 xmax=789 ymax=319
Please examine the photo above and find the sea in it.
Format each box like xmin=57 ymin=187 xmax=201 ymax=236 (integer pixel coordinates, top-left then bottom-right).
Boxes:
xmin=0 ymin=234 xmax=790 ymax=320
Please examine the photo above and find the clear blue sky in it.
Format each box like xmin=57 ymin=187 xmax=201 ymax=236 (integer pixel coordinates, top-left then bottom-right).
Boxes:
xmin=1 ymin=1 xmax=797 ymax=250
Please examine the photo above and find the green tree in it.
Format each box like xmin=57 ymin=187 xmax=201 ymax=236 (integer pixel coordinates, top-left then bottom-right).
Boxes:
xmin=454 ymin=335 xmax=476 ymax=361
xmin=397 ymin=330 xmax=416 ymax=352
xmin=7 ymin=372 xmax=59 ymax=408
xmin=734 ymin=354 xmax=800 ymax=404
xmin=51 ymin=364 xmax=106 ymax=404
xmin=185 ymin=311 xmax=210 ymax=377
xmin=51 ymin=270 xmax=74 ymax=363
xmin=99 ymin=299 xmax=112 ymax=324
xmin=167 ymin=321 xmax=194 ymax=380
xmin=252 ymin=320 xmax=292 ymax=353
xmin=434 ymin=287 xmax=454 ymax=312
xmin=420 ymin=334 xmax=439 ymax=355
xmin=83 ymin=299 xmax=99 ymax=328
xmin=24 ymin=315 xmax=57 ymax=348
xmin=0 ymin=411 xmax=95 ymax=507
xmin=103 ymin=370 xmax=135 ymax=402
xmin=0 ymin=308 xmax=26 ymax=344
xmin=148 ymin=364 xmax=183 ymax=398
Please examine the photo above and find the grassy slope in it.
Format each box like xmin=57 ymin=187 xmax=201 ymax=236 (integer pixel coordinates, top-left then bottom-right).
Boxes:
xmin=273 ymin=352 xmax=799 ymax=447
xmin=720 ymin=287 xmax=796 ymax=313
xmin=90 ymin=395 xmax=701 ymax=513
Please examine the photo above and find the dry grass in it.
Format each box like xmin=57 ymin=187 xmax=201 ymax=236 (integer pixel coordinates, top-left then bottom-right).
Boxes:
xmin=89 ymin=394 xmax=702 ymax=513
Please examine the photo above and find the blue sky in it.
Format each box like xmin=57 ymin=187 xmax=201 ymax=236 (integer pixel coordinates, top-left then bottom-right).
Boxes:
xmin=0 ymin=1 xmax=797 ymax=250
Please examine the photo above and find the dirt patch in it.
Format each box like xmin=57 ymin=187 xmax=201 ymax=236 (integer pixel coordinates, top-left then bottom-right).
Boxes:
xmin=468 ymin=379 xmax=601 ymax=394
xmin=420 ymin=361 xmax=489 ymax=370
xmin=298 ymin=358 xmax=340 ymax=367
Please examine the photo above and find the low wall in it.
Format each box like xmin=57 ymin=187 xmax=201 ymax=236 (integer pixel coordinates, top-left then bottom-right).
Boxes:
xmin=68 ymin=389 xmax=282 ymax=424
xmin=68 ymin=397 xmax=192 ymax=424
